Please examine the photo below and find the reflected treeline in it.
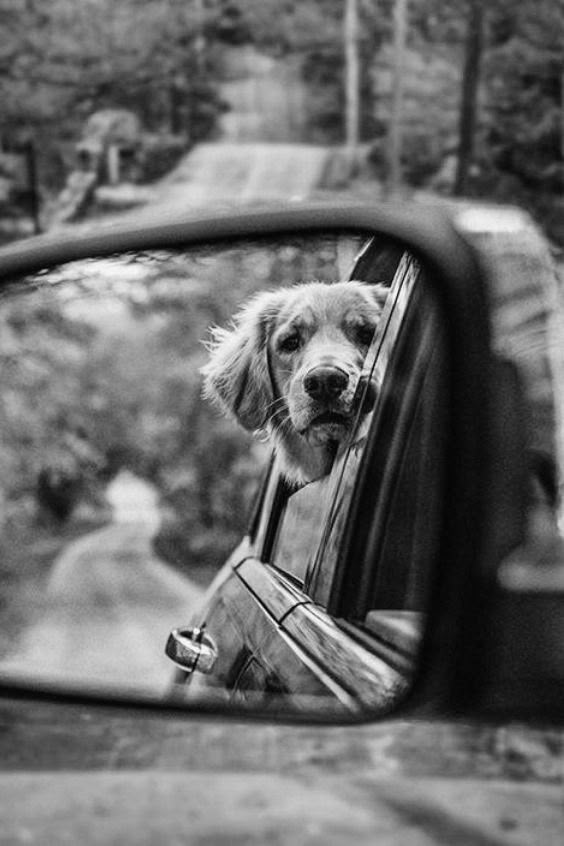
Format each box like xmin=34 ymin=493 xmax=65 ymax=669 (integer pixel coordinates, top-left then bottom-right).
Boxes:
xmin=0 ymin=234 xmax=364 ymax=584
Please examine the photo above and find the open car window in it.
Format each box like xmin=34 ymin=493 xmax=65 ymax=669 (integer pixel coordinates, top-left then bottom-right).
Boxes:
xmin=358 ymin=296 xmax=448 ymax=654
xmin=260 ymin=245 xmax=448 ymax=674
xmin=269 ymin=475 xmax=335 ymax=587
xmin=263 ymin=252 xmax=422 ymax=600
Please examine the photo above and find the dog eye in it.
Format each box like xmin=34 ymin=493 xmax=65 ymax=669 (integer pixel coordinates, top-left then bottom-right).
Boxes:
xmin=277 ymin=333 xmax=301 ymax=353
xmin=355 ymin=325 xmax=375 ymax=346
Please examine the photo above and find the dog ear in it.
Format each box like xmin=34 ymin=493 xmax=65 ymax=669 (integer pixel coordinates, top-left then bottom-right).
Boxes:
xmin=368 ymin=282 xmax=390 ymax=311
xmin=201 ymin=291 xmax=283 ymax=431
xmin=348 ymin=280 xmax=390 ymax=313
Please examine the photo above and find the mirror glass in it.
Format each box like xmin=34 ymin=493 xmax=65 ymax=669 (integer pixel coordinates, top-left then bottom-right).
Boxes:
xmin=0 ymin=231 xmax=449 ymax=716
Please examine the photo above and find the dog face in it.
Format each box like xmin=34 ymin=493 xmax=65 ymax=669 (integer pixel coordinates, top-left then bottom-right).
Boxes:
xmin=268 ymin=282 xmax=383 ymax=444
xmin=202 ymin=281 xmax=388 ymax=482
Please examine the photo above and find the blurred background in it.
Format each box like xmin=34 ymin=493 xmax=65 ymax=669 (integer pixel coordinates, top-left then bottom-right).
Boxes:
xmin=0 ymin=0 xmax=563 ymax=242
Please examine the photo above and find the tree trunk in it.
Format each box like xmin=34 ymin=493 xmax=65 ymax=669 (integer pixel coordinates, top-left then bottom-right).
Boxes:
xmin=561 ymin=65 xmax=564 ymax=161
xmin=386 ymin=0 xmax=408 ymax=196
xmin=454 ymin=0 xmax=485 ymax=196
xmin=344 ymin=0 xmax=360 ymax=160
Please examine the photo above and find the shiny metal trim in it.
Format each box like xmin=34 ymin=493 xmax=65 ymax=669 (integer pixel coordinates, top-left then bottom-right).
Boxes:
xmin=165 ymin=626 xmax=219 ymax=675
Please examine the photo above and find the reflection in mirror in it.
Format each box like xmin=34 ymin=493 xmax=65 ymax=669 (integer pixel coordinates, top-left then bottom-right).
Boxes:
xmin=0 ymin=231 xmax=447 ymax=717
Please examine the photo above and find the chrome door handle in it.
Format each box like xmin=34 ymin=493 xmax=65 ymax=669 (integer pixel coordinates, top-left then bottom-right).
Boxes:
xmin=165 ymin=626 xmax=218 ymax=674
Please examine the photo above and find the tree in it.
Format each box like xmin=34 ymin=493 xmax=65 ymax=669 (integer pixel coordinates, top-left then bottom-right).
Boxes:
xmin=223 ymin=0 xmax=388 ymax=144
xmin=484 ymin=0 xmax=564 ymax=199
xmin=344 ymin=0 xmax=360 ymax=156
xmin=409 ymin=0 xmax=563 ymax=214
xmin=0 ymin=285 xmax=101 ymax=516
xmin=0 ymin=0 xmax=225 ymax=202
xmin=453 ymin=0 xmax=485 ymax=195
xmin=386 ymin=0 xmax=409 ymax=195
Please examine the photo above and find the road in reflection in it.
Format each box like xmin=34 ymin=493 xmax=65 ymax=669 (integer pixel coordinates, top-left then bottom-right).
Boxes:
xmin=0 ymin=471 xmax=203 ymax=696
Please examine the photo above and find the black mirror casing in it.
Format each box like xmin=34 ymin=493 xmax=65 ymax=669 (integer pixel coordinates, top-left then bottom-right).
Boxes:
xmin=0 ymin=203 xmax=553 ymax=724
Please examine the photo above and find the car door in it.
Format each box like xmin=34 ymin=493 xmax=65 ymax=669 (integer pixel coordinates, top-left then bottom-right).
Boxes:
xmin=263 ymin=250 xmax=447 ymax=712
xmin=175 ymin=247 xmax=448 ymax=714
xmin=175 ymin=462 xmax=360 ymax=713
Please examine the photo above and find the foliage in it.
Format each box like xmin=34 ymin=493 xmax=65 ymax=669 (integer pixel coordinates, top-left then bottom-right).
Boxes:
xmin=221 ymin=0 xmax=389 ymax=143
xmin=484 ymin=1 xmax=564 ymax=196
xmin=0 ymin=287 xmax=102 ymax=514
xmin=2 ymin=0 xmax=561 ymax=226
xmin=0 ymin=236 xmax=354 ymax=574
xmin=0 ymin=0 xmax=225 ymax=196
xmin=400 ymin=0 xmax=563 ymax=228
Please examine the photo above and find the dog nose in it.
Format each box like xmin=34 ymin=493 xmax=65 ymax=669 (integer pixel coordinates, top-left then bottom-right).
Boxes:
xmin=303 ymin=366 xmax=349 ymax=401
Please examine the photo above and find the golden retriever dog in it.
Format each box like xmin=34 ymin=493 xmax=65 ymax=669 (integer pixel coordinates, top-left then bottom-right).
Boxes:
xmin=202 ymin=281 xmax=388 ymax=483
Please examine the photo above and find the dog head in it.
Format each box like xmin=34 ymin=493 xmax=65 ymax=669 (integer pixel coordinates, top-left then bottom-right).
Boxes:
xmin=202 ymin=281 xmax=388 ymax=482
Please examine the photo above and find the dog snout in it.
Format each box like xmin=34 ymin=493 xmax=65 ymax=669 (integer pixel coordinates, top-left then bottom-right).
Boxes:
xmin=303 ymin=365 xmax=349 ymax=402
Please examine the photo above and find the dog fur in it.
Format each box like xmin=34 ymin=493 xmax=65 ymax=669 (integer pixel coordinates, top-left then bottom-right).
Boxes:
xmin=202 ymin=281 xmax=388 ymax=483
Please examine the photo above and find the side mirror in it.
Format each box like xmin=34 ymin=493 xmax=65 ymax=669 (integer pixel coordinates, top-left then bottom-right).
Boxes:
xmin=0 ymin=203 xmax=560 ymax=725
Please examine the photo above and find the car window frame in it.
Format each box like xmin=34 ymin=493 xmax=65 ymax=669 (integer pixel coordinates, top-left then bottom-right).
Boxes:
xmin=250 ymin=252 xmax=418 ymax=603
xmin=364 ymin=338 xmax=447 ymax=614
xmin=306 ymin=254 xmax=423 ymax=609
xmin=327 ymin=272 xmax=448 ymax=624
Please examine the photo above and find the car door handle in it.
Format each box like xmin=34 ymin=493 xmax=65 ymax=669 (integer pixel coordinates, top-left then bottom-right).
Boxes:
xmin=165 ymin=626 xmax=218 ymax=674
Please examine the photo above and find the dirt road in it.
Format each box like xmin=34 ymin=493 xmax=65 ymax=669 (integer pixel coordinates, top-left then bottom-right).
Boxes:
xmin=97 ymin=141 xmax=335 ymax=223
xmin=0 ymin=472 xmax=203 ymax=695
xmin=157 ymin=142 xmax=331 ymax=205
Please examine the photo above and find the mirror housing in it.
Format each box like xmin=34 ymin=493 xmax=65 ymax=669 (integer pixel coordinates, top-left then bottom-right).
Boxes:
xmin=0 ymin=202 xmax=560 ymax=725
